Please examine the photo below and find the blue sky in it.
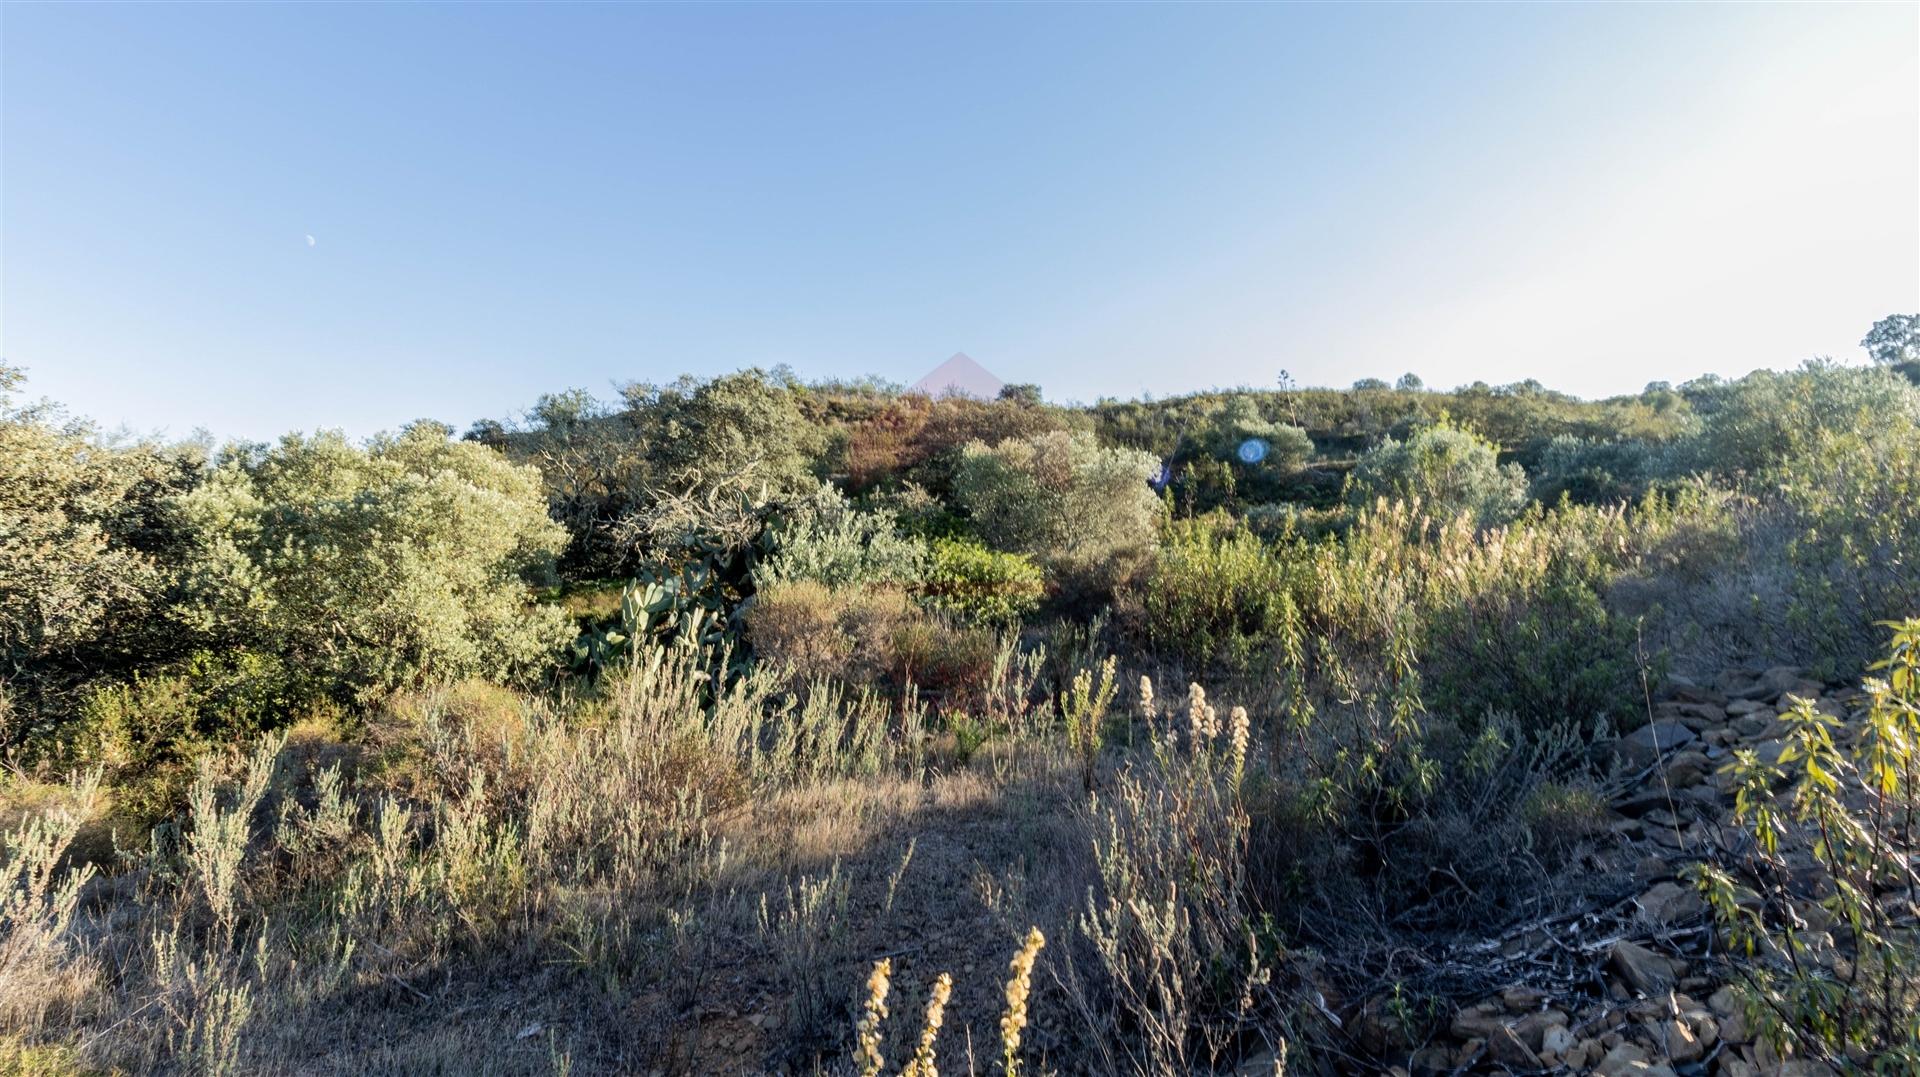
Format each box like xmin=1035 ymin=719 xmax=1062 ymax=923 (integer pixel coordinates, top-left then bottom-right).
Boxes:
xmin=3 ymin=3 xmax=1915 ymax=440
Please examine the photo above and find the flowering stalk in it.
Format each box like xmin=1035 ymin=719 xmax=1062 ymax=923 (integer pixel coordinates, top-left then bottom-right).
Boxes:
xmin=1000 ymin=927 xmax=1046 ymax=1075
xmin=855 ymin=957 xmax=891 ymax=1077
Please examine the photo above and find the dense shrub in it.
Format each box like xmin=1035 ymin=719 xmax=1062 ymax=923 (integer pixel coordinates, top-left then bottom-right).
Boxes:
xmin=1529 ymin=434 xmax=1664 ymax=505
xmin=838 ymin=395 xmax=1073 ymax=496
xmin=757 ymin=488 xmax=927 ymax=591
xmin=66 ymin=650 xmax=311 ymax=777
xmin=1299 ymin=499 xmax=1672 ymax=729
xmin=0 ymin=369 xmax=200 ymax=731
xmin=1132 ymin=515 xmax=1301 ymax=672
xmin=1345 ymin=422 xmax=1525 ymax=528
xmin=749 ymin=579 xmax=996 ymax=702
xmin=1629 ymin=416 xmax=1920 ymax=682
xmin=1684 ymin=360 xmax=1920 ymax=479
xmin=173 ymin=424 xmax=572 ymax=698
xmin=1202 ymin=397 xmax=1314 ymax=472
xmin=624 ymin=368 xmax=818 ymax=497
xmin=1769 ymin=427 xmax=1920 ymax=677
xmin=951 ymin=430 xmax=1161 ymax=599
xmin=748 ymin=580 xmax=904 ymax=685
xmin=920 ymin=538 xmax=1043 ymax=626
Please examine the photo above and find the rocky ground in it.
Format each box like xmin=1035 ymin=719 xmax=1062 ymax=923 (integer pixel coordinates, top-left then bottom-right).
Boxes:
xmin=1354 ymin=665 xmax=1909 ymax=1077
xmin=629 ymin=664 xmax=1906 ymax=1076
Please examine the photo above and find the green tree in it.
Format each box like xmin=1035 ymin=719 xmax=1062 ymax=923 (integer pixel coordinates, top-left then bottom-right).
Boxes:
xmin=174 ymin=423 xmax=571 ymax=696
xmin=627 ymin=369 xmax=816 ymax=497
xmin=1860 ymin=312 xmax=1919 ymax=366
xmin=0 ymin=367 xmax=198 ymax=718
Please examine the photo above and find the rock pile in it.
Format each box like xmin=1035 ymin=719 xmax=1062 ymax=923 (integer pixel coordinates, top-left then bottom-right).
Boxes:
xmin=1371 ymin=665 xmax=1904 ymax=1076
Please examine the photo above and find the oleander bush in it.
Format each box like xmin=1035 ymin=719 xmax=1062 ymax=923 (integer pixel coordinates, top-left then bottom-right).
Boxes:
xmin=1692 ymin=620 xmax=1920 ymax=1071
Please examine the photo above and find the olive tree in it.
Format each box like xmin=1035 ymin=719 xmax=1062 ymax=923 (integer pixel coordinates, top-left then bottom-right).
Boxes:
xmin=0 ymin=367 xmax=196 ymax=691
xmin=174 ymin=422 xmax=571 ymax=695
xmin=952 ymin=430 xmax=1161 ymax=597
xmin=1346 ymin=421 xmax=1526 ymax=527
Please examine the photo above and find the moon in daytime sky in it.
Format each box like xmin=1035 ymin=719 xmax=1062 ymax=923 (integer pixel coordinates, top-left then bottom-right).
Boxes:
xmin=305 ymin=234 xmax=316 ymax=247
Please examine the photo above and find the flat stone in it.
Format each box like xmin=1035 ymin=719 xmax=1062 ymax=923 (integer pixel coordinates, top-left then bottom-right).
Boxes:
xmin=1635 ymin=881 xmax=1706 ymax=926
xmin=1487 ymin=1024 xmax=1541 ymax=1068
xmin=1647 ymin=1016 xmax=1704 ymax=1063
xmin=1450 ymin=1004 xmax=1507 ymax=1041
xmin=1594 ymin=1041 xmax=1677 ymax=1077
xmin=1621 ymin=721 xmax=1697 ymax=767
xmin=1611 ymin=941 xmax=1679 ymax=995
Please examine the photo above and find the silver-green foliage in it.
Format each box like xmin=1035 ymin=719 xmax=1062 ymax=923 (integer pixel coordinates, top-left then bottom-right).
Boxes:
xmin=1346 ymin=421 xmax=1526 ymax=527
xmin=0 ymin=367 xmax=193 ymax=674
xmin=1686 ymin=359 xmax=1920 ymax=479
xmin=952 ymin=430 xmax=1162 ymax=595
xmin=174 ymin=423 xmax=571 ymax=694
xmin=756 ymin=487 xmax=928 ymax=591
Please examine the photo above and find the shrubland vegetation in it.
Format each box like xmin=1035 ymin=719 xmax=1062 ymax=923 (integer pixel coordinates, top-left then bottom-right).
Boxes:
xmin=3 ymin=314 xmax=1919 ymax=1075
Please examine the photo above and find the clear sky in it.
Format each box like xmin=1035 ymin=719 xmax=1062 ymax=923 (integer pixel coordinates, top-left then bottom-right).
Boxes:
xmin=3 ymin=3 xmax=1916 ymax=440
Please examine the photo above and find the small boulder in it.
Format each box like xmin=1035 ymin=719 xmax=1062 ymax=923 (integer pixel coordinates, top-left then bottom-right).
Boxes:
xmin=1620 ymin=721 xmax=1697 ymax=767
xmin=1487 ymin=1025 xmax=1540 ymax=1068
xmin=1663 ymin=751 xmax=1712 ymax=788
xmin=1634 ymin=881 xmax=1706 ymax=926
xmin=1647 ymin=1016 xmax=1704 ymax=1063
xmin=1594 ymin=1041 xmax=1677 ymax=1077
xmin=1611 ymin=941 xmax=1679 ymax=995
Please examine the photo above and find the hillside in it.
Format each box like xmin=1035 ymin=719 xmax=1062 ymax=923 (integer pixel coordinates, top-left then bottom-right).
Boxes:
xmin=3 ymin=337 xmax=1919 ymax=1075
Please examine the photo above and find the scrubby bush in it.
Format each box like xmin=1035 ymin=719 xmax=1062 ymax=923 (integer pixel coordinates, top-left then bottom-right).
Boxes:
xmin=1632 ymin=416 xmax=1920 ymax=681
xmin=625 ymin=368 xmax=818 ymax=497
xmin=1300 ymin=498 xmax=1671 ymax=730
xmin=1529 ymin=434 xmax=1664 ymax=506
xmin=1345 ymin=421 xmax=1525 ymax=528
xmin=1202 ymin=397 xmax=1314 ymax=472
xmin=1132 ymin=515 xmax=1301 ymax=672
xmin=749 ymin=578 xmax=998 ymax=702
xmin=0 ymin=368 xmax=200 ymax=734
xmin=1685 ymin=360 xmax=1920 ymax=479
xmin=839 ymin=395 xmax=1072 ymax=496
xmin=1770 ymin=427 xmax=1920 ymax=677
xmin=952 ymin=430 xmax=1161 ymax=599
xmin=173 ymin=423 xmax=572 ymax=698
xmin=920 ymin=538 xmax=1043 ymax=626
xmin=748 ymin=580 xmax=879 ymax=685
xmin=1693 ymin=622 xmax=1920 ymax=1070
xmin=757 ymin=487 xmax=928 ymax=591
